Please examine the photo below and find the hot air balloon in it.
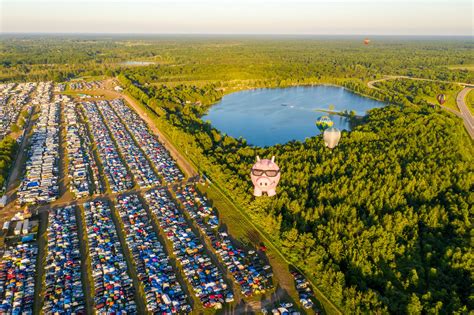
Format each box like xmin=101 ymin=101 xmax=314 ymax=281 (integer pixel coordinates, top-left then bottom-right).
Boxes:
xmin=323 ymin=127 xmax=341 ymax=149
xmin=364 ymin=38 xmax=370 ymax=45
xmin=316 ymin=116 xmax=334 ymax=131
xmin=250 ymin=156 xmax=281 ymax=197
xmin=436 ymin=94 xmax=446 ymax=105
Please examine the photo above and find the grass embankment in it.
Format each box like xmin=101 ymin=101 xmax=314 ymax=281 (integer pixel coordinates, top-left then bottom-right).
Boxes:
xmin=69 ymin=75 xmax=107 ymax=83
xmin=59 ymin=90 xmax=115 ymax=101
xmin=424 ymin=87 xmax=464 ymax=112
xmin=75 ymin=204 xmax=96 ymax=314
xmin=121 ymin=90 xmax=342 ymax=315
xmin=33 ymin=211 xmax=48 ymax=314
xmin=466 ymin=89 xmax=474 ymax=116
xmin=447 ymin=64 xmax=474 ymax=71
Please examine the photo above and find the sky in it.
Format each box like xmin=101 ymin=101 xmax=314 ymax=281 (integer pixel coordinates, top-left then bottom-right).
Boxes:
xmin=1 ymin=0 xmax=473 ymax=35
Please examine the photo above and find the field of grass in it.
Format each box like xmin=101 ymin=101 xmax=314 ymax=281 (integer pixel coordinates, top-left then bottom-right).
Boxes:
xmin=70 ymin=75 xmax=107 ymax=82
xmin=447 ymin=64 xmax=474 ymax=71
xmin=424 ymin=87 xmax=463 ymax=112
xmin=59 ymin=89 xmax=116 ymax=100
xmin=466 ymin=89 xmax=474 ymax=116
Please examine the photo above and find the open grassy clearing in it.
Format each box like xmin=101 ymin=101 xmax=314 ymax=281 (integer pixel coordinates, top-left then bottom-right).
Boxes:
xmin=447 ymin=64 xmax=474 ymax=71
xmin=424 ymin=87 xmax=464 ymax=112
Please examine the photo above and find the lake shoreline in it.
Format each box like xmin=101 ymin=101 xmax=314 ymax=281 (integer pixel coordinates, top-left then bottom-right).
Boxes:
xmin=202 ymin=85 xmax=386 ymax=147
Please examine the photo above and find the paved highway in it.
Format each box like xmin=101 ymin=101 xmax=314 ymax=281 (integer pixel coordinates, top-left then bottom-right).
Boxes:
xmin=456 ymin=87 xmax=474 ymax=139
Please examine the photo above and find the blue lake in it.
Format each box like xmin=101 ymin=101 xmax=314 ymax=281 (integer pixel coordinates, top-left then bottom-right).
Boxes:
xmin=203 ymin=85 xmax=386 ymax=147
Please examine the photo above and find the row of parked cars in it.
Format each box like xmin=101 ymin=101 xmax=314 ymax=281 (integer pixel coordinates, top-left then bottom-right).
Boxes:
xmin=44 ymin=206 xmax=85 ymax=314
xmin=75 ymin=104 xmax=104 ymax=195
xmin=96 ymin=100 xmax=160 ymax=188
xmin=145 ymin=188 xmax=233 ymax=309
xmin=69 ymin=81 xmax=102 ymax=90
xmin=176 ymin=185 xmax=274 ymax=297
xmin=54 ymin=83 xmax=66 ymax=92
xmin=83 ymin=200 xmax=137 ymax=314
xmin=64 ymin=100 xmax=93 ymax=198
xmin=81 ymin=102 xmax=133 ymax=193
xmin=110 ymin=99 xmax=184 ymax=183
xmin=0 ymin=82 xmax=35 ymax=140
xmin=18 ymin=91 xmax=60 ymax=205
xmin=291 ymin=271 xmax=315 ymax=310
xmin=115 ymin=194 xmax=191 ymax=313
xmin=0 ymin=243 xmax=37 ymax=314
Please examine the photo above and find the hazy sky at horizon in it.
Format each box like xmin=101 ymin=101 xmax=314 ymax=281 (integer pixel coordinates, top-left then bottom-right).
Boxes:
xmin=1 ymin=0 xmax=473 ymax=35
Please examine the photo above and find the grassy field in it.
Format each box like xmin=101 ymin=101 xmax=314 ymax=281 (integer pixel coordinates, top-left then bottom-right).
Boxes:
xmin=33 ymin=211 xmax=48 ymax=315
xmin=447 ymin=64 xmax=474 ymax=71
xmin=424 ymin=87 xmax=463 ymax=112
xmin=59 ymin=90 xmax=116 ymax=100
xmin=75 ymin=204 xmax=95 ymax=314
xmin=70 ymin=75 xmax=107 ymax=82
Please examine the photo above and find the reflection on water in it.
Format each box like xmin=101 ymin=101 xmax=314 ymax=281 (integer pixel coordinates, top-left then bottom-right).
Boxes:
xmin=203 ymin=86 xmax=386 ymax=147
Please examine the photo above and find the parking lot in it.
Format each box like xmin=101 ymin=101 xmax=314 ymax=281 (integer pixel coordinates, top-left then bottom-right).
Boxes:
xmin=110 ymin=99 xmax=184 ymax=183
xmin=145 ymin=188 xmax=233 ymax=309
xmin=0 ymin=243 xmax=37 ymax=314
xmin=43 ymin=205 xmax=85 ymax=314
xmin=96 ymin=100 xmax=160 ymax=188
xmin=17 ymin=84 xmax=60 ymax=205
xmin=81 ymin=101 xmax=134 ymax=193
xmin=0 ymin=82 xmax=35 ymax=140
xmin=64 ymin=99 xmax=94 ymax=198
xmin=115 ymin=194 xmax=191 ymax=313
xmin=83 ymin=200 xmax=137 ymax=313
xmin=0 ymin=80 xmax=317 ymax=314
xmin=176 ymin=185 xmax=274 ymax=298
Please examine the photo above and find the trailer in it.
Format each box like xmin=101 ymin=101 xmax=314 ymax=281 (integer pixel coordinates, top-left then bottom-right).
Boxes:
xmin=22 ymin=219 xmax=29 ymax=235
xmin=14 ymin=221 xmax=22 ymax=235
xmin=2 ymin=220 xmax=10 ymax=232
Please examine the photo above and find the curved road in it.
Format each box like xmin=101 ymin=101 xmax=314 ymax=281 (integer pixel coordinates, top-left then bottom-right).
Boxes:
xmin=367 ymin=76 xmax=474 ymax=139
xmin=456 ymin=87 xmax=474 ymax=139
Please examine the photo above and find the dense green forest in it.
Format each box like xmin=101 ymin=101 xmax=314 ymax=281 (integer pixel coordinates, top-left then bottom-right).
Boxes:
xmin=0 ymin=136 xmax=18 ymax=191
xmin=1 ymin=36 xmax=473 ymax=84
